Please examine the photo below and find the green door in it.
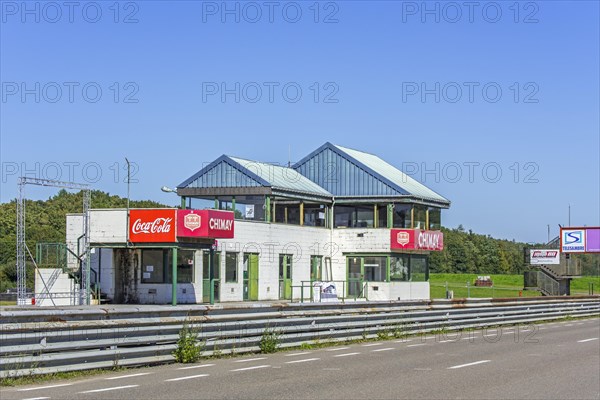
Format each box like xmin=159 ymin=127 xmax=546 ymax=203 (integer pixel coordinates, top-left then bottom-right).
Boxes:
xmin=202 ymin=251 xmax=221 ymax=303
xmin=279 ymin=254 xmax=293 ymax=300
xmin=244 ymin=253 xmax=259 ymax=301
xmin=347 ymin=256 xmax=364 ymax=298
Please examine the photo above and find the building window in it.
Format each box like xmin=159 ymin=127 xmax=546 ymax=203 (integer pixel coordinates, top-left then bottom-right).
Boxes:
xmin=310 ymin=255 xmax=323 ymax=281
xmin=363 ymin=256 xmax=386 ymax=282
xmin=334 ymin=205 xmax=374 ymax=228
xmin=203 ymin=251 xmax=221 ymax=280
xmin=413 ymin=205 xmax=427 ymax=229
xmin=377 ymin=205 xmax=388 ymax=228
xmin=225 ymin=252 xmax=238 ymax=283
xmin=393 ymin=205 xmax=412 ymax=228
xmin=410 ymin=256 xmax=428 ymax=281
xmin=141 ymin=250 xmax=165 ymax=284
xmin=142 ymin=249 xmax=194 ymax=284
xmin=428 ymin=207 xmax=441 ymax=230
xmin=390 ymin=255 xmax=409 ymax=281
xmin=304 ymin=205 xmax=326 ymax=227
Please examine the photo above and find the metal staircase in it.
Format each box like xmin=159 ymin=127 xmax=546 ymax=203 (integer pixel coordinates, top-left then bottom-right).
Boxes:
xmin=528 ymin=236 xmax=582 ymax=296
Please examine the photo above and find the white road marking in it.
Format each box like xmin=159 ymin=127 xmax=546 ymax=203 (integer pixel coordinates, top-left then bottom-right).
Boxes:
xmin=21 ymin=397 xmax=50 ymax=400
xmin=407 ymin=343 xmax=426 ymax=347
xmin=325 ymin=347 xmax=350 ymax=351
xmin=106 ymin=372 xmax=152 ymax=380
xmin=521 ymin=329 xmax=532 ymax=332
xmin=394 ymin=339 xmax=412 ymax=343
xmin=461 ymin=337 xmax=475 ymax=341
xmin=80 ymin=385 xmax=139 ymax=394
xmin=565 ymin=324 xmax=574 ymax=327
xmin=333 ymin=352 xmax=360 ymax=358
xmin=576 ymin=323 xmax=584 ymax=325
xmin=178 ymin=363 xmax=215 ymax=370
xmin=230 ymin=365 xmax=271 ymax=372
xmin=372 ymin=347 xmax=395 ymax=352
xmin=285 ymin=357 xmax=320 ymax=364
xmin=165 ymin=374 xmax=209 ymax=382
xmin=448 ymin=360 xmax=491 ymax=369
xmin=414 ymin=368 xmax=432 ymax=371
xmin=362 ymin=343 xmax=383 ymax=347
xmin=18 ymin=384 xmax=73 ymax=392
xmin=285 ymin=352 xmax=312 ymax=357
xmin=438 ymin=340 xmax=458 ymax=343
xmin=322 ymin=368 xmax=341 ymax=371
xmin=233 ymin=357 xmax=267 ymax=363
xmin=577 ymin=338 xmax=599 ymax=343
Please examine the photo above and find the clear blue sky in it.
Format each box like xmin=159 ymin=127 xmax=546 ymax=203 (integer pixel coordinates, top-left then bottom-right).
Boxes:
xmin=1 ymin=1 xmax=598 ymax=243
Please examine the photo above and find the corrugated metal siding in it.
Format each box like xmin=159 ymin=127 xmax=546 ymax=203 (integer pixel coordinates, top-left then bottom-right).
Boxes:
xmin=294 ymin=148 xmax=403 ymax=196
xmin=186 ymin=160 xmax=261 ymax=188
xmin=333 ymin=144 xmax=448 ymax=202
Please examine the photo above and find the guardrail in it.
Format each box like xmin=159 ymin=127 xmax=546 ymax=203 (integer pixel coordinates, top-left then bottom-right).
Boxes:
xmin=1 ymin=297 xmax=599 ymax=378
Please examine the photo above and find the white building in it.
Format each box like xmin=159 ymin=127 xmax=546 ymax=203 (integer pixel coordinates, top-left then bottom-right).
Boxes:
xmin=56 ymin=143 xmax=450 ymax=305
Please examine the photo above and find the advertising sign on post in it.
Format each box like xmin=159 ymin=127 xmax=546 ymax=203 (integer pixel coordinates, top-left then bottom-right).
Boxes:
xmin=560 ymin=227 xmax=600 ymax=253
xmin=390 ymin=229 xmax=444 ymax=251
xmin=530 ymin=250 xmax=560 ymax=265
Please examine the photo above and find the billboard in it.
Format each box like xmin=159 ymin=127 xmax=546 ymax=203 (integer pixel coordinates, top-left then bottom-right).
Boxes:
xmin=177 ymin=209 xmax=234 ymax=239
xmin=129 ymin=209 xmax=177 ymax=243
xmin=530 ymin=249 xmax=560 ymax=265
xmin=560 ymin=227 xmax=600 ymax=253
xmin=390 ymin=229 xmax=444 ymax=251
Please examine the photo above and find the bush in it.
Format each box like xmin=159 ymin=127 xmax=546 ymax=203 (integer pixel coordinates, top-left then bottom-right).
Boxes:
xmin=173 ymin=322 xmax=204 ymax=363
xmin=259 ymin=327 xmax=281 ymax=354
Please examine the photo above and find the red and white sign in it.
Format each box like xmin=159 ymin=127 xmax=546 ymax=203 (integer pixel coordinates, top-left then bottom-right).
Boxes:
xmin=129 ymin=209 xmax=177 ymax=243
xmin=177 ymin=209 xmax=234 ymax=239
xmin=530 ymin=249 xmax=560 ymax=265
xmin=390 ymin=229 xmax=444 ymax=251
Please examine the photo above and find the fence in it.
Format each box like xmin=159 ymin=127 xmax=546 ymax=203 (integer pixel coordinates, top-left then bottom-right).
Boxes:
xmin=1 ymin=297 xmax=598 ymax=378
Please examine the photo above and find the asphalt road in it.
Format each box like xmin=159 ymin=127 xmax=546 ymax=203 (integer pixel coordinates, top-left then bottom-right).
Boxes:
xmin=2 ymin=318 xmax=599 ymax=400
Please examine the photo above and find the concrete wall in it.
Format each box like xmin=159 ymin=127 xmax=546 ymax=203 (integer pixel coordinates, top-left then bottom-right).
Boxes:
xmin=35 ymin=268 xmax=78 ymax=306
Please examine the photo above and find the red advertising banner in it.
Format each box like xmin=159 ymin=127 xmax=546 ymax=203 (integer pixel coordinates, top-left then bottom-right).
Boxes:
xmin=177 ymin=209 xmax=234 ymax=239
xmin=129 ymin=209 xmax=177 ymax=243
xmin=390 ymin=229 xmax=444 ymax=251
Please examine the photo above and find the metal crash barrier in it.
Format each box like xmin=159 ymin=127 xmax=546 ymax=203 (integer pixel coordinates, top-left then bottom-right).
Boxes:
xmin=1 ymin=297 xmax=598 ymax=378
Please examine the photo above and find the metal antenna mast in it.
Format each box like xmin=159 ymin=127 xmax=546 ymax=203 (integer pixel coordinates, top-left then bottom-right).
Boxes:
xmin=16 ymin=177 xmax=91 ymax=306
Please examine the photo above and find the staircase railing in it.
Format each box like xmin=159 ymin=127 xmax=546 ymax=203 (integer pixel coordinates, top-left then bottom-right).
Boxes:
xmin=537 ymin=270 xmax=560 ymax=296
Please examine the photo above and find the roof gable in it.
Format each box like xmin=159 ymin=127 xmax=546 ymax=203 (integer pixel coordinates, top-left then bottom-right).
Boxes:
xmin=177 ymin=155 xmax=269 ymax=189
xmin=293 ymin=142 xmax=450 ymax=204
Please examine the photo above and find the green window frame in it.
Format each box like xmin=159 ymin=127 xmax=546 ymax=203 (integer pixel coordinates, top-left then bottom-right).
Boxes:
xmin=225 ymin=252 xmax=238 ymax=283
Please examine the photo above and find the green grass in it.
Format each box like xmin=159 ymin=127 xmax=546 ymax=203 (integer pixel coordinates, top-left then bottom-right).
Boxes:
xmin=0 ymin=301 xmax=16 ymax=306
xmin=429 ymin=273 xmax=600 ymax=299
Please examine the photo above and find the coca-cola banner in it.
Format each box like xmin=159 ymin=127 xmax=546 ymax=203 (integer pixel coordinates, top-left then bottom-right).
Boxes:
xmin=177 ymin=209 xmax=234 ymax=239
xmin=390 ymin=229 xmax=444 ymax=251
xmin=129 ymin=209 xmax=177 ymax=243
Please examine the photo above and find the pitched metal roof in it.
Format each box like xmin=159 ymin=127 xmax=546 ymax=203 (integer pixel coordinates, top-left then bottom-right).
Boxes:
xmin=177 ymin=155 xmax=332 ymax=199
xmin=293 ymin=142 xmax=450 ymax=205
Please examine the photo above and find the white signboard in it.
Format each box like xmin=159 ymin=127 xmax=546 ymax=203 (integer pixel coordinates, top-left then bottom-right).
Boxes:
xmin=245 ymin=204 xmax=255 ymax=219
xmin=530 ymin=249 xmax=560 ymax=265
xmin=561 ymin=229 xmax=586 ymax=253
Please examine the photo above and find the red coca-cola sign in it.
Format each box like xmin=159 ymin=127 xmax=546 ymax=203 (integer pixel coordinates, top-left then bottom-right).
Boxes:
xmin=129 ymin=209 xmax=177 ymax=243
xmin=390 ymin=229 xmax=444 ymax=251
xmin=177 ymin=209 xmax=234 ymax=239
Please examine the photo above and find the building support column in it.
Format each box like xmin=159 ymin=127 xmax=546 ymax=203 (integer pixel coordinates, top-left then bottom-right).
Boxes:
xmin=387 ymin=204 xmax=393 ymax=228
xmin=171 ymin=247 xmax=178 ymax=306
xmin=180 ymin=196 xmax=186 ymax=210
xmin=209 ymin=247 xmax=215 ymax=305
xmin=374 ymin=205 xmax=378 ymax=228
xmin=231 ymin=196 xmax=236 ymax=214
xmin=264 ymin=196 xmax=271 ymax=222
xmin=214 ymin=198 xmax=219 ymax=210
xmin=300 ymin=202 xmax=304 ymax=226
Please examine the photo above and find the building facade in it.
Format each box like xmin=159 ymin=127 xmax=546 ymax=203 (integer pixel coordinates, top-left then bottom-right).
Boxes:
xmin=60 ymin=143 xmax=450 ymax=304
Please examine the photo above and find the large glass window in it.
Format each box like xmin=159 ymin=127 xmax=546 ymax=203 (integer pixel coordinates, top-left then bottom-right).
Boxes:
xmin=304 ymin=205 xmax=326 ymax=227
xmin=393 ymin=205 xmax=412 ymax=228
xmin=377 ymin=205 xmax=388 ymax=228
xmin=203 ymin=251 xmax=221 ymax=280
xmin=410 ymin=256 xmax=428 ymax=281
xmin=413 ymin=205 xmax=427 ymax=229
xmin=141 ymin=250 xmax=165 ymax=284
xmin=225 ymin=252 xmax=238 ymax=283
xmin=142 ymin=249 xmax=194 ymax=284
xmin=363 ymin=256 xmax=386 ymax=282
xmin=390 ymin=255 xmax=409 ymax=281
xmin=334 ymin=205 xmax=374 ymax=228
xmin=428 ymin=207 xmax=441 ymax=230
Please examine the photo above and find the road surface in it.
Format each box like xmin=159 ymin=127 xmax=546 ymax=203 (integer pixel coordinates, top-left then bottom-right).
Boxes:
xmin=2 ymin=318 xmax=599 ymax=400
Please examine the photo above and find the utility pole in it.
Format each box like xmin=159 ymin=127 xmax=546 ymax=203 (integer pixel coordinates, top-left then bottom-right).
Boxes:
xmin=568 ymin=204 xmax=571 ymax=227
xmin=547 ymin=224 xmax=550 ymax=243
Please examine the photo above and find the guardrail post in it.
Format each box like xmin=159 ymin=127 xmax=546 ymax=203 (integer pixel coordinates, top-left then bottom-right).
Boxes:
xmin=467 ymin=281 xmax=470 ymax=298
